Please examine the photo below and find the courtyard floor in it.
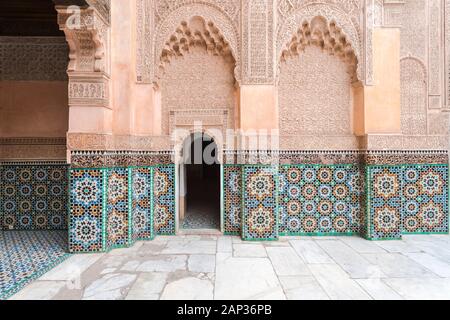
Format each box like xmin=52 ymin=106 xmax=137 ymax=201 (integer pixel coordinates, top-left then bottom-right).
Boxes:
xmin=9 ymin=234 xmax=450 ymax=300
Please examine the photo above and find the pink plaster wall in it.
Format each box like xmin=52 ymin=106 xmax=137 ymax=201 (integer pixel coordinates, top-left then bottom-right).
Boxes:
xmin=111 ymin=0 xmax=134 ymax=136
xmin=240 ymin=85 xmax=278 ymax=131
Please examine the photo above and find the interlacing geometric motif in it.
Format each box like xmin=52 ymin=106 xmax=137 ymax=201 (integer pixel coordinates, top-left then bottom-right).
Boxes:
xmin=223 ymin=165 xmax=242 ymax=235
xmin=106 ymin=168 xmax=130 ymax=248
xmin=366 ymin=164 xmax=449 ymax=240
xmin=69 ymin=169 xmax=105 ymax=253
xmin=278 ymin=165 xmax=362 ymax=235
xmin=131 ymin=168 xmax=154 ymax=241
xmin=1 ymin=165 xmax=68 ymax=231
xmin=69 ymin=165 xmax=176 ymax=252
xmin=153 ymin=166 xmax=176 ymax=235
xmin=0 ymin=231 xmax=69 ymax=301
xmin=242 ymin=166 xmax=278 ymax=241
xmin=402 ymin=165 xmax=448 ymax=234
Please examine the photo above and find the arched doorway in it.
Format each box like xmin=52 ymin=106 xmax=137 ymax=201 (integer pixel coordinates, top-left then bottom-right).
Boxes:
xmin=180 ymin=133 xmax=221 ymax=230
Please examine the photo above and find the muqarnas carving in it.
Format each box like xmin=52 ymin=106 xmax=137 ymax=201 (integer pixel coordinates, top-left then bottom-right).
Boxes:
xmin=280 ymin=17 xmax=358 ymax=82
xmin=158 ymin=16 xmax=235 ymax=81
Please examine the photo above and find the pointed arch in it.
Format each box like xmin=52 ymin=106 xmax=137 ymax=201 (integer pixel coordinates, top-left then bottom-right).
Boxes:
xmin=276 ymin=4 xmax=362 ymax=82
xmin=156 ymin=16 xmax=236 ymax=84
xmin=279 ymin=16 xmax=359 ymax=83
xmin=152 ymin=3 xmax=240 ymax=86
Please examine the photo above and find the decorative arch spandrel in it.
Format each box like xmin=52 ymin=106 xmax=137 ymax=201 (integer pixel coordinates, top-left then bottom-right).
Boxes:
xmin=276 ymin=2 xmax=363 ymax=82
xmin=136 ymin=0 xmax=241 ymax=85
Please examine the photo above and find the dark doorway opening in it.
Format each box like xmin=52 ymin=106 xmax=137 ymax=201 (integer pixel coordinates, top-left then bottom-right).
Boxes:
xmin=181 ymin=133 xmax=220 ymax=230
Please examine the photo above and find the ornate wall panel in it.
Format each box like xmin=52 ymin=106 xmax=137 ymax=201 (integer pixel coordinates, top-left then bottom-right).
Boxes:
xmin=0 ymin=37 xmax=68 ymax=81
xmin=223 ymin=165 xmax=242 ymax=235
xmin=56 ymin=4 xmax=111 ymax=111
xmin=447 ymin=0 xmax=450 ymax=108
xmin=242 ymin=166 xmax=278 ymax=241
xmin=153 ymin=165 xmax=176 ymax=235
xmin=400 ymin=57 xmax=428 ymax=134
xmin=365 ymin=164 xmax=449 ymax=240
xmin=0 ymin=138 xmax=67 ymax=161
xmin=278 ymin=164 xmax=362 ymax=235
xmin=446 ymin=0 xmax=450 ymax=108
xmin=136 ymin=0 xmax=241 ymax=84
xmin=402 ymin=165 xmax=449 ymax=234
xmin=428 ymin=0 xmax=444 ymax=109
xmin=1 ymin=163 xmax=68 ymax=231
xmin=279 ymin=46 xmax=353 ymax=136
xmin=160 ymin=50 xmax=236 ymax=135
xmin=384 ymin=0 xmax=448 ymax=139
xmin=106 ymin=168 xmax=130 ymax=249
xmin=242 ymin=0 xmax=275 ymax=84
xmin=68 ymin=164 xmax=174 ymax=253
xmin=131 ymin=168 xmax=154 ymax=241
xmin=364 ymin=0 xmax=384 ymax=85
xmin=276 ymin=1 xmax=364 ymax=82
xmin=69 ymin=169 xmax=105 ymax=253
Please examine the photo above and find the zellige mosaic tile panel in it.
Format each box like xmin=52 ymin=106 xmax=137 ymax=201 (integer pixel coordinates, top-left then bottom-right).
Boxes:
xmin=242 ymin=166 xmax=278 ymax=241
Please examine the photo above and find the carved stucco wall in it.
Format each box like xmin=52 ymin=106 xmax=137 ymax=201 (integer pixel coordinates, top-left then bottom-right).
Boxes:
xmin=400 ymin=57 xmax=427 ymax=135
xmin=279 ymin=46 xmax=353 ymax=137
xmin=446 ymin=0 xmax=450 ymax=109
xmin=160 ymin=48 xmax=236 ymax=137
xmin=276 ymin=0 xmax=365 ymax=83
xmin=136 ymin=0 xmax=241 ymax=84
xmin=0 ymin=37 xmax=68 ymax=81
xmin=384 ymin=0 xmax=449 ymax=137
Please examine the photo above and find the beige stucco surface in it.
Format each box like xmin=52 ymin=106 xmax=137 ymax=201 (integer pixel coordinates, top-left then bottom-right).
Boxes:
xmin=0 ymin=81 xmax=68 ymax=137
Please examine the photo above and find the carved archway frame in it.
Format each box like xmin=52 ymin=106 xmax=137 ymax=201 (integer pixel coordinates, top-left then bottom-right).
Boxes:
xmin=136 ymin=0 xmax=241 ymax=86
xmin=276 ymin=3 xmax=363 ymax=83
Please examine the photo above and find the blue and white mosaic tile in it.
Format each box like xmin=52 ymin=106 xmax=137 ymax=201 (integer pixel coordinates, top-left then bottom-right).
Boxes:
xmin=0 ymin=231 xmax=70 ymax=300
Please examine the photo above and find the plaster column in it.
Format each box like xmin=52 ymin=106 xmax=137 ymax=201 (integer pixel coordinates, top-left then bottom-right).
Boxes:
xmin=56 ymin=4 xmax=113 ymax=155
xmin=363 ymin=28 xmax=401 ymax=135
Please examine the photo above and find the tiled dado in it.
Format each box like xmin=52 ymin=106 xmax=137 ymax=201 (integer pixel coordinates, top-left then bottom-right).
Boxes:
xmin=0 ymin=163 xmax=69 ymax=231
xmin=365 ymin=164 xmax=449 ymax=240
xmin=242 ymin=166 xmax=279 ymax=241
xmin=223 ymin=159 xmax=449 ymax=241
xmin=278 ymin=164 xmax=362 ymax=236
xmin=69 ymin=165 xmax=175 ymax=253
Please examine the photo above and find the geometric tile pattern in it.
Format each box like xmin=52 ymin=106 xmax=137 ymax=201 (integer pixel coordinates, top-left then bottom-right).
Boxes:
xmin=366 ymin=166 xmax=403 ymax=240
xmin=131 ymin=167 xmax=154 ymax=241
xmin=69 ymin=169 xmax=105 ymax=253
xmin=68 ymin=165 xmax=176 ymax=253
xmin=153 ymin=165 xmax=176 ymax=235
xmin=1 ymin=164 xmax=68 ymax=231
xmin=401 ymin=165 xmax=448 ymax=234
xmin=106 ymin=168 xmax=130 ymax=249
xmin=223 ymin=165 xmax=242 ymax=235
xmin=278 ymin=164 xmax=362 ymax=236
xmin=366 ymin=164 xmax=449 ymax=240
xmin=242 ymin=166 xmax=278 ymax=241
xmin=0 ymin=231 xmax=69 ymax=300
